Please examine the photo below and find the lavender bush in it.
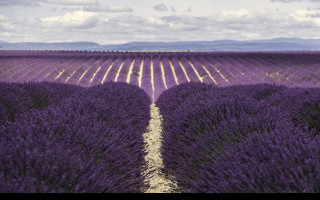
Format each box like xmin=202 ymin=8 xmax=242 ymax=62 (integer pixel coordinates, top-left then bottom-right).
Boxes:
xmin=266 ymin=87 xmax=320 ymax=133
xmin=0 ymin=82 xmax=151 ymax=193
xmin=0 ymin=82 xmax=82 ymax=125
xmin=157 ymin=82 xmax=299 ymax=192
xmin=189 ymin=128 xmax=320 ymax=193
xmin=156 ymin=82 xmax=217 ymax=119
xmin=223 ymin=83 xmax=287 ymax=101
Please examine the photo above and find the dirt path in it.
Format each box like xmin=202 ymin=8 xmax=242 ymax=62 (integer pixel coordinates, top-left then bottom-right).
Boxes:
xmin=143 ymin=104 xmax=179 ymax=193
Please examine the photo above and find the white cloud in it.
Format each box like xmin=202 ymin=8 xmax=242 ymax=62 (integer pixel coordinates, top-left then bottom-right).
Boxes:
xmin=0 ymin=14 xmax=9 ymax=21
xmin=2 ymin=3 xmax=320 ymax=44
xmin=0 ymin=14 xmax=16 ymax=32
xmin=291 ymin=9 xmax=320 ymax=25
xmin=154 ymin=3 xmax=168 ymax=12
xmin=220 ymin=9 xmax=252 ymax=19
xmin=45 ymin=0 xmax=98 ymax=5
xmin=41 ymin=11 xmax=99 ymax=29
xmin=83 ymin=5 xmax=133 ymax=12
xmin=0 ymin=0 xmax=40 ymax=6
xmin=271 ymin=0 xmax=320 ymax=2
xmin=147 ymin=16 xmax=165 ymax=25
xmin=0 ymin=0 xmax=98 ymax=7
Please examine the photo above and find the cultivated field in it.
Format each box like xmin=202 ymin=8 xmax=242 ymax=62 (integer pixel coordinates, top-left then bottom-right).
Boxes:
xmin=1 ymin=51 xmax=320 ymax=193
xmin=1 ymin=51 xmax=320 ymax=101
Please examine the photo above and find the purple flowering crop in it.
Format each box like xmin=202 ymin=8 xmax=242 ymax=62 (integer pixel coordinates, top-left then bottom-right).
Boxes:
xmin=266 ymin=87 xmax=320 ymax=133
xmin=189 ymin=129 xmax=320 ymax=193
xmin=157 ymin=82 xmax=320 ymax=193
xmin=0 ymin=82 xmax=82 ymax=125
xmin=0 ymin=82 xmax=151 ymax=193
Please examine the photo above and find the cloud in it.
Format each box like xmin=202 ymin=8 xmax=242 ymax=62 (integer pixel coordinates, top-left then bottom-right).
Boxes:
xmin=83 ymin=5 xmax=133 ymax=12
xmin=2 ymin=8 xmax=320 ymax=44
xmin=0 ymin=14 xmax=10 ymax=21
xmin=293 ymin=9 xmax=320 ymax=18
xmin=308 ymin=12 xmax=320 ymax=17
xmin=220 ymin=9 xmax=252 ymax=19
xmin=45 ymin=0 xmax=99 ymax=5
xmin=291 ymin=9 xmax=320 ymax=26
xmin=270 ymin=0 xmax=320 ymax=2
xmin=0 ymin=0 xmax=98 ymax=7
xmin=0 ymin=14 xmax=16 ymax=31
xmin=154 ymin=3 xmax=168 ymax=12
xmin=41 ymin=11 xmax=99 ymax=29
xmin=0 ymin=0 xmax=40 ymax=6
xmin=96 ymin=10 xmax=320 ymax=42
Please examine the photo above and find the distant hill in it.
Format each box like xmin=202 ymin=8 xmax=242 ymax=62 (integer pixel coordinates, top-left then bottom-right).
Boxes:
xmin=101 ymin=38 xmax=320 ymax=51
xmin=0 ymin=42 xmax=100 ymax=51
xmin=1 ymin=38 xmax=320 ymax=51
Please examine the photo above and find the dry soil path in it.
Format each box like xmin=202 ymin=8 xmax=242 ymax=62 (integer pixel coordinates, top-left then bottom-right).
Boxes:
xmin=143 ymin=104 xmax=180 ymax=193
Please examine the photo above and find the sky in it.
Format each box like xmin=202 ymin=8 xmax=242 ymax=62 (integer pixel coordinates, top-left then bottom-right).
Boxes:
xmin=0 ymin=0 xmax=320 ymax=44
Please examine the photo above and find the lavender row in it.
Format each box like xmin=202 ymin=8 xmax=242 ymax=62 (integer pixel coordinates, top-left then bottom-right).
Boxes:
xmin=156 ymin=82 xmax=320 ymax=193
xmin=190 ymin=128 xmax=320 ymax=192
xmin=0 ymin=82 xmax=82 ymax=125
xmin=2 ymin=51 xmax=320 ymax=102
xmin=0 ymin=82 xmax=151 ymax=193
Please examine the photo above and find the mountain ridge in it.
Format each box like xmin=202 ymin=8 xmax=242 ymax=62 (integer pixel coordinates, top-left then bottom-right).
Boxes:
xmin=1 ymin=38 xmax=320 ymax=51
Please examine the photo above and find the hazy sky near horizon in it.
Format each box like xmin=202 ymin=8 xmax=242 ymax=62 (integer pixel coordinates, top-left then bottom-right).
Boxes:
xmin=1 ymin=0 xmax=320 ymax=44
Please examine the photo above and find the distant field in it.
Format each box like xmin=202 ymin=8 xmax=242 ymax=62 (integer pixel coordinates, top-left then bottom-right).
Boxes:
xmin=1 ymin=51 xmax=320 ymax=101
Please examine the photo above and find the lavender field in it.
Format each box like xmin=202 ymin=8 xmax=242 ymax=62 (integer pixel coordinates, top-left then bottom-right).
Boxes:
xmin=1 ymin=51 xmax=320 ymax=101
xmin=156 ymin=83 xmax=320 ymax=192
xmin=1 ymin=51 xmax=320 ymax=193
